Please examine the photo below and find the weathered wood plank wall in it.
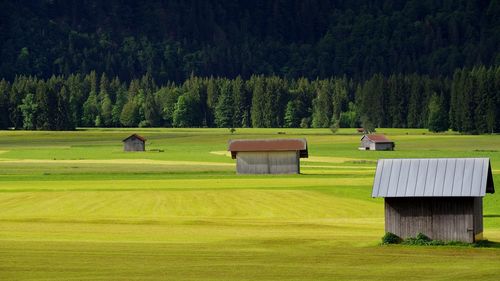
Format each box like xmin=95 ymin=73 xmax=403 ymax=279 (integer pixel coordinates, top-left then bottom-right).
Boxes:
xmin=236 ymin=151 xmax=300 ymax=174
xmin=385 ymin=197 xmax=482 ymax=243
xmin=124 ymin=138 xmax=145 ymax=151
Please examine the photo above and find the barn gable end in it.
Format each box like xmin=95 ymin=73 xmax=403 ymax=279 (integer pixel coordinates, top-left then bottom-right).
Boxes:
xmin=122 ymin=134 xmax=146 ymax=152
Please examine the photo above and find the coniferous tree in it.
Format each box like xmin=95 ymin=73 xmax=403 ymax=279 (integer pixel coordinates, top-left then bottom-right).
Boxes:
xmin=82 ymin=91 xmax=99 ymax=127
xmin=18 ymin=93 xmax=38 ymax=130
xmin=0 ymin=79 xmax=9 ymax=129
xmin=158 ymin=86 xmax=182 ymax=127
xmin=428 ymin=94 xmax=449 ymax=132
xmin=111 ymin=78 xmax=127 ymax=126
xmin=143 ymin=91 xmax=160 ymax=127
xmin=232 ymin=76 xmax=247 ymax=127
xmin=214 ymin=80 xmax=234 ymax=128
xmin=172 ymin=95 xmax=190 ymax=127
xmin=56 ymin=85 xmax=74 ymax=130
xmin=120 ymin=100 xmax=139 ymax=127
xmin=312 ymin=80 xmax=332 ymax=128
xmin=284 ymin=101 xmax=300 ymax=128
xmin=251 ymin=76 xmax=266 ymax=128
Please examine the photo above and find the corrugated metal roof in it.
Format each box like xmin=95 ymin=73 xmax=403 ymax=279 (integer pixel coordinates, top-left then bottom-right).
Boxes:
xmin=228 ymin=138 xmax=308 ymax=159
xmin=372 ymin=158 xmax=495 ymax=197
xmin=362 ymin=134 xmax=393 ymax=143
xmin=122 ymin=134 xmax=146 ymax=142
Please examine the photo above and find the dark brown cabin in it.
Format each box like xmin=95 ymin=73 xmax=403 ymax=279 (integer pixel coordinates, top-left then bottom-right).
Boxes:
xmin=372 ymin=158 xmax=495 ymax=243
xmin=123 ymin=134 xmax=146 ymax=152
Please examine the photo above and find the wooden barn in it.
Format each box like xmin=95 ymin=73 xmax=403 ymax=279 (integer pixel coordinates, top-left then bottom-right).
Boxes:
xmin=359 ymin=134 xmax=394 ymax=151
xmin=372 ymin=158 xmax=495 ymax=243
xmin=122 ymin=134 xmax=146 ymax=152
xmin=228 ymin=139 xmax=308 ymax=174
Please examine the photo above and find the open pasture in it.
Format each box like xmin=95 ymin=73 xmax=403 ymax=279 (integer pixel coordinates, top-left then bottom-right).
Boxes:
xmin=0 ymin=128 xmax=499 ymax=280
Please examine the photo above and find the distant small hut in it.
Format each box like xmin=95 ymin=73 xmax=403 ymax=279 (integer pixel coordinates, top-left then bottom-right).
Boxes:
xmin=359 ymin=134 xmax=394 ymax=151
xmin=228 ymin=139 xmax=308 ymax=174
xmin=123 ymin=134 xmax=146 ymax=152
xmin=372 ymin=158 xmax=495 ymax=243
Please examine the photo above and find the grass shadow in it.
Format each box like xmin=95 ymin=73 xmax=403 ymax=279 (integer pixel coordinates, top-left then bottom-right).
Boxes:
xmin=484 ymin=214 xmax=500 ymax=218
xmin=474 ymin=240 xmax=500 ymax=248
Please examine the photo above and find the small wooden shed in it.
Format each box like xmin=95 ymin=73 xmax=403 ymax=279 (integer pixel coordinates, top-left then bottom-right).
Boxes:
xmin=228 ymin=139 xmax=308 ymax=174
xmin=372 ymin=158 xmax=495 ymax=243
xmin=123 ymin=134 xmax=146 ymax=152
xmin=359 ymin=134 xmax=394 ymax=151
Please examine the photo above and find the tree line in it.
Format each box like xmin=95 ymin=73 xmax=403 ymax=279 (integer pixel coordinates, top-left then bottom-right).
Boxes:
xmin=1 ymin=66 xmax=499 ymax=133
xmin=1 ymin=0 xmax=498 ymax=83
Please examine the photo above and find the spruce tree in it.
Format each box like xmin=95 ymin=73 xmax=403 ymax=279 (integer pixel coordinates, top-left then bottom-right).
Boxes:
xmin=18 ymin=93 xmax=38 ymax=130
xmin=0 ymin=80 xmax=9 ymax=129
xmin=251 ymin=76 xmax=266 ymax=128
xmin=312 ymin=80 xmax=332 ymax=128
xmin=427 ymin=94 xmax=449 ymax=132
xmin=284 ymin=101 xmax=299 ymax=128
xmin=214 ymin=80 xmax=234 ymax=128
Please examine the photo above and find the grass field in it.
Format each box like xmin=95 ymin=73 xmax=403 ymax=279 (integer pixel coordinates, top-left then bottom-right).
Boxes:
xmin=0 ymin=128 xmax=499 ymax=280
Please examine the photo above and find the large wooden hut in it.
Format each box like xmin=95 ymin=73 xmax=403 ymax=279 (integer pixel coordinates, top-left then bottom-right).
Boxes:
xmin=122 ymin=134 xmax=146 ymax=152
xmin=228 ymin=139 xmax=308 ymax=174
xmin=359 ymin=134 xmax=394 ymax=151
xmin=372 ymin=158 xmax=495 ymax=243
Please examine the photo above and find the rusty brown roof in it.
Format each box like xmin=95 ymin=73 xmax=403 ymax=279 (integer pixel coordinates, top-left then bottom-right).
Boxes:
xmin=228 ymin=138 xmax=308 ymax=159
xmin=122 ymin=133 xmax=146 ymax=142
xmin=362 ymin=134 xmax=393 ymax=143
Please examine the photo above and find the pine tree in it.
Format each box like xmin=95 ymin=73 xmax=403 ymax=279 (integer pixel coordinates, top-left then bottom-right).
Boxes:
xmin=331 ymin=78 xmax=348 ymax=125
xmin=157 ymin=86 xmax=182 ymax=127
xmin=205 ymin=77 xmax=218 ymax=127
xmin=99 ymin=73 xmax=112 ymax=126
xmin=312 ymin=80 xmax=332 ymax=128
xmin=427 ymin=94 xmax=449 ymax=132
xmin=18 ymin=93 xmax=38 ymax=130
xmin=214 ymin=80 xmax=234 ymax=128
xmin=0 ymin=79 xmax=11 ymax=129
xmin=284 ymin=101 xmax=299 ymax=128
xmin=120 ymin=100 xmax=139 ymax=127
xmin=251 ymin=76 xmax=266 ymax=128
xmin=143 ymin=92 xmax=160 ymax=127
xmin=232 ymin=76 xmax=247 ymax=127
xmin=56 ymin=86 xmax=74 ymax=130
xmin=111 ymin=78 xmax=127 ymax=126
xmin=172 ymin=95 xmax=190 ymax=127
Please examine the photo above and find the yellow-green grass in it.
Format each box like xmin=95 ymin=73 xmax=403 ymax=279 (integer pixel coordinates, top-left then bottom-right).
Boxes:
xmin=0 ymin=128 xmax=499 ymax=280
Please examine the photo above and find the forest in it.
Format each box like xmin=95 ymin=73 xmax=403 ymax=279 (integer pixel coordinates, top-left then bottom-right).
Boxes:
xmin=0 ymin=66 xmax=499 ymax=133
xmin=0 ymin=0 xmax=499 ymax=132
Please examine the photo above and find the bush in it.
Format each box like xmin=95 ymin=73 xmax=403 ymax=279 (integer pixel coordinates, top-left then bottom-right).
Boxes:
xmin=383 ymin=233 xmax=492 ymax=247
xmin=381 ymin=232 xmax=401 ymax=244
xmin=402 ymin=233 xmax=432 ymax=245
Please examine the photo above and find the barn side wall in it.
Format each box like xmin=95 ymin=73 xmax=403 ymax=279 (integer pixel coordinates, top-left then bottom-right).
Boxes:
xmin=385 ymin=197 xmax=478 ymax=243
xmin=374 ymin=143 xmax=394 ymax=151
xmin=236 ymin=151 xmax=299 ymax=174
xmin=124 ymin=138 xmax=145 ymax=151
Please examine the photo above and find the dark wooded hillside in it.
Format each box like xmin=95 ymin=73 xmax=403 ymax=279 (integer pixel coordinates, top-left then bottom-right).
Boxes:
xmin=1 ymin=0 xmax=499 ymax=82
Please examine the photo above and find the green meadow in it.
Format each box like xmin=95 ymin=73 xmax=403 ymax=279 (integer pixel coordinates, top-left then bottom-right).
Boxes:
xmin=0 ymin=128 xmax=499 ymax=280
